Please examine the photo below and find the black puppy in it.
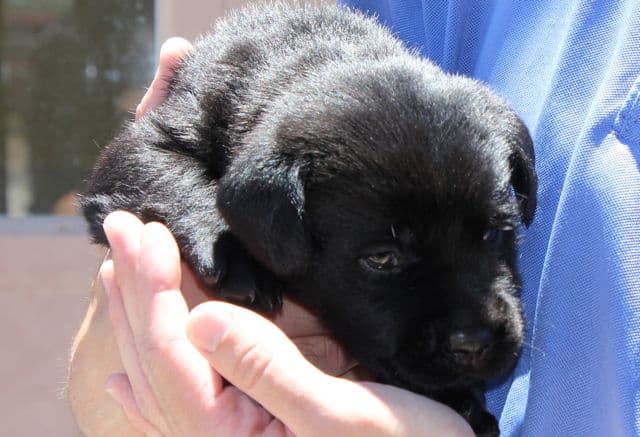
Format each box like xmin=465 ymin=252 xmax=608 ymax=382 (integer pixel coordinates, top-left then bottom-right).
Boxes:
xmin=82 ymin=4 xmax=536 ymax=435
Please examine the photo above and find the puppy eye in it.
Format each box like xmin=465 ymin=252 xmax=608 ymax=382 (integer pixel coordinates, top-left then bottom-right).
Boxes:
xmin=360 ymin=251 xmax=400 ymax=271
xmin=482 ymin=228 xmax=504 ymax=246
xmin=482 ymin=227 xmax=514 ymax=247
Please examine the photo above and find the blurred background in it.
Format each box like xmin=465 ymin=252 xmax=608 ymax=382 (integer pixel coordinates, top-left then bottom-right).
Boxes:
xmin=0 ymin=1 xmax=303 ymax=435
xmin=2 ymin=0 xmax=154 ymax=216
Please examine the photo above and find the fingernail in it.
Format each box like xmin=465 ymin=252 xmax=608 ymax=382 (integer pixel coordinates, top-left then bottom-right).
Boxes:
xmin=188 ymin=304 xmax=234 ymax=353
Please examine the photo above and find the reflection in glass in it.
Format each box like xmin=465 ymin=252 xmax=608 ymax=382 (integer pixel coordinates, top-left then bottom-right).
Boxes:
xmin=2 ymin=0 xmax=154 ymax=215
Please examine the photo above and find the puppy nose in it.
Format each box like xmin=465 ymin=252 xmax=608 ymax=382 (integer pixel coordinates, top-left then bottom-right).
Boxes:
xmin=448 ymin=328 xmax=493 ymax=367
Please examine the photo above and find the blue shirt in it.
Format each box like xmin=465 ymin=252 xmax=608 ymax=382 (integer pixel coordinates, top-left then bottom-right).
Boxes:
xmin=338 ymin=1 xmax=640 ymax=435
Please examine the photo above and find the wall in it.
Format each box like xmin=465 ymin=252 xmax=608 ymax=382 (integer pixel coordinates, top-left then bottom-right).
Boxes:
xmin=0 ymin=218 xmax=102 ymax=436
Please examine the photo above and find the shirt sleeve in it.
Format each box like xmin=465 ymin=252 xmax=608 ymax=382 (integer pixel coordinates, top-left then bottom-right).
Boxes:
xmin=339 ymin=1 xmax=640 ymax=436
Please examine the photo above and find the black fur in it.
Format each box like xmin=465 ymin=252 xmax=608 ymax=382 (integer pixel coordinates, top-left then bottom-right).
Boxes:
xmin=82 ymin=4 xmax=536 ymax=435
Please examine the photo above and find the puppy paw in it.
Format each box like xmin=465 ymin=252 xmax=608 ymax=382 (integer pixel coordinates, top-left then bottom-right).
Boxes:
xmin=473 ymin=412 xmax=499 ymax=437
xmin=212 ymin=232 xmax=284 ymax=313
xmin=180 ymin=236 xmax=227 ymax=290
xmin=433 ymin=388 xmax=499 ymax=437
xmin=218 ymin=260 xmax=283 ymax=313
xmin=80 ymin=193 xmax=119 ymax=245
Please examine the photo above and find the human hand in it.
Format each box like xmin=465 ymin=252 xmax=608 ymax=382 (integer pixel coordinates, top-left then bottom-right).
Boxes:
xmin=100 ymin=211 xmax=472 ymax=437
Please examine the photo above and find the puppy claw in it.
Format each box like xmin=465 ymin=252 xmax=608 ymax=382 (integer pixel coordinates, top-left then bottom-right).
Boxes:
xmin=211 ymin=232 xmax=283 ymax=314
xmin=217 ymin=287 xmax=255 ymax=306
xmin=219 ymin=271 xmax=283 ymax=314
xmin=250 ymin=286 xmax=283 ymax=313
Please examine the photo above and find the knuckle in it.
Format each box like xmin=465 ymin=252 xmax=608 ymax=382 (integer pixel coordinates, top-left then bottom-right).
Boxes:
xmin=229 ymin=341 xmax=273 ymax=394
xmin=137 ymin=333 xmax=186 ymax=375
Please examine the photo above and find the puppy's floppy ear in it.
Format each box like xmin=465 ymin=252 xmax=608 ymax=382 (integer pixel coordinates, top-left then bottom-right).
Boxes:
xmin=505 ymin=117 xmax=538 ymax=226
xmin=217 ymin=156 xmax=311 ymax=278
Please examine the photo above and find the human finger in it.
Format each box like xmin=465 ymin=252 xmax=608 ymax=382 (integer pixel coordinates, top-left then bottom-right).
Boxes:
xmin=136 ymin=37 xmax=194 ymax=119
xmin=102 ymin=212 xmax=183 ymax=338
xmin=133 ymin=221 xmax=224 ymax=404
xmin=103 ymin=218 xmax=283 ymax=436
xmin=187 ymin=301 xmax=397 ymax=436
xmin=188 ymin=301 xmax=474 ymax=436
xmin=105 ymin=373 xmax=162 ymax=437
xmin=103 ymin=213 xmax=219 ymax=422
xmin=102 ymin=211 xmax=145 ymax=300
xmin=101 ymin=258 xmax=167 ymax=429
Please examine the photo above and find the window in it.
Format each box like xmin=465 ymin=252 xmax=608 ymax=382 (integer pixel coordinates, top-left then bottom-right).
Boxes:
xmin=2 ymin=0 xmax=154 ymax=216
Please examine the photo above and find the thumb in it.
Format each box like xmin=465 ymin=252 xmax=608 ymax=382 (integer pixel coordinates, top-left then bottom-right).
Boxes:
xmin=186 ymin=302 xmax=473 ymax=437
xmin=186 ymin=301 xmax=340 ymax=435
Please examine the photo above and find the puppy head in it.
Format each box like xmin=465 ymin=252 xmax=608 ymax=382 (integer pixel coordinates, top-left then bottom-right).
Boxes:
xmin=218 ymin=59 xmax=536 ymax=391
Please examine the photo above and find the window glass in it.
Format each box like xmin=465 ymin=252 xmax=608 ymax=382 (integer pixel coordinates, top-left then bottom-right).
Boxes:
xmin=2 ymin=0 xmax=154 ymax=215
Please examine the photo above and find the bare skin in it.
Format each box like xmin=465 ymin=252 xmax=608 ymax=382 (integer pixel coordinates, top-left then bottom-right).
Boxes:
xmin=67 ymin=38 xmax=472 ymax=437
